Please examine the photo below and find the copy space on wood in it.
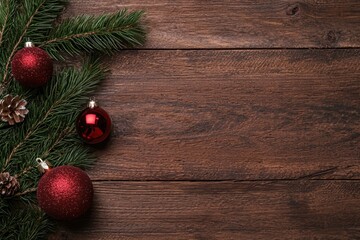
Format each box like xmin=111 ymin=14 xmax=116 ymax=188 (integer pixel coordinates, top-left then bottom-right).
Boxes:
xmin=50 ymin=1 xmax=360 ymax=240
xmin=89 ymin=49 xmax=360 ymax=181
xmin=65 ymin=0 xmax=360 ymax=48
xmin=51 ymin=181 xmax=360 ymax=240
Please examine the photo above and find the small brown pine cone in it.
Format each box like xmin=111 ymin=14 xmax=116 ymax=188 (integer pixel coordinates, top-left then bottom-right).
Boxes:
xmin=0 ymin=94 xmax=29 ymax=125
xmin=0 ymin=172 xmax=20 ymax=197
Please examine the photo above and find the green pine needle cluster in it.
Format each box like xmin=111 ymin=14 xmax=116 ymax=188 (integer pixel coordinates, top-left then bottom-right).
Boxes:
xmin=0 ymin=0 xmax=146 ymax=239
xmin=43 ymin=10 xmax=145 ymax=60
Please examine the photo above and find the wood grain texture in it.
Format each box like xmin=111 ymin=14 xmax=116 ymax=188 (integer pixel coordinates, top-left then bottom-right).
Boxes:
xmin=86 ymin=49 xmax=360 ymax=181
xmin=50 ymin=181 xmax=360 ymax=240
xmin=65 ymin=0 xmax=360 ymax=49
xmin=52 ymin=1 xmax=360 ymax=239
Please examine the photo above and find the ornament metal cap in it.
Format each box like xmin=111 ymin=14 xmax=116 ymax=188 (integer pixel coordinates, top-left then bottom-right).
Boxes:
xmin=36 ymin=158 xmax=52 ymax=173
xmin=25 ymin=41 xmax=34 ymax=48
xmin=88 ymin=97 xmax=98 ymax=109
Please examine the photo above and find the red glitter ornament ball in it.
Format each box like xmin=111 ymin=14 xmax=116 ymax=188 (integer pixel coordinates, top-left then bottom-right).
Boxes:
xmin=37 ymin=163 xmax=93 ymax=220
xmin=11 ymin=41 xmax=53 ymax=88
xmin=76 ymin=99 xmax=112 ymax=144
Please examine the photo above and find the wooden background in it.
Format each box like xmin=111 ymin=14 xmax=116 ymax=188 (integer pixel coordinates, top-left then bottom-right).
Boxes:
xmin=52 ymin=1 xmax=360 ymax=239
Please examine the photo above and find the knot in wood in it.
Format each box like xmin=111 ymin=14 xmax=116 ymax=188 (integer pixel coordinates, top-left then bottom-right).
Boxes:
xmin=326 ymin=30 xmax=340 ymax=43
xmin=286 ymin=4 xmax=300 ymax=16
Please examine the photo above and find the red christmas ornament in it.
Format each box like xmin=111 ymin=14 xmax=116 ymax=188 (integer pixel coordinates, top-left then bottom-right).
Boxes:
xmin=76 ymin=99 xmax=112 ymax=144
xmin=36 ymin=158 xmax=93 ymax=220
xmin=11 ymin=41 xmax=53 ymax=88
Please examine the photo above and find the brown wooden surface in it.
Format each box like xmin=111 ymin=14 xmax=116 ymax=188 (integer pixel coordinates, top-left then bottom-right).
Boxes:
xmin=52 ymin=181 xmax=360 ymax=240
xmin=65 ymin=0 xmax=360 ymax=48
xmin=53 ymin=1 xmax=360 ymax=239
xmin=91 ymin=49 xmax=360 ymax=181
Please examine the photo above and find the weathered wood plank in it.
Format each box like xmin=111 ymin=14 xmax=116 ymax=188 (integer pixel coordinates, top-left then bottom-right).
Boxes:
xmin=50 ymin=181 xmax=360 ymax=240
xmin=65 ymin=0 xmax=360 ymax=48
xmin=52 ymin=1 xmax=360 ymax=239
xmin=86 ymin=49 xmax=360 ymax=181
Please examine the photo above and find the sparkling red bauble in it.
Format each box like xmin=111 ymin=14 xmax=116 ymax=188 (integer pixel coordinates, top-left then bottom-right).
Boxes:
xmin=11 ymin=45 xmax=53 ymax=88
xmin=76 ymin=106 xmax=112 ymax=144
xmin=37 ymin=166 xmax=93 ymax=220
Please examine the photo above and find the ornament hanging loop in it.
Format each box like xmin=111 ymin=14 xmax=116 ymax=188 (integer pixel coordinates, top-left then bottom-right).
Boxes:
xmin=36 ymin=158 xmax=52 ymax=173
xmin=25 ymin=41 xmax=34 ymax=48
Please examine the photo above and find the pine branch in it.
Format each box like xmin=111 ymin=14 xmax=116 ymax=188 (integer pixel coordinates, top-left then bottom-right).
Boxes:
xmin=40 ymin=126 xmax=73 ymax=160
xmin=0 ymin=205 xmax=53 ymax=240
xmin=15 ymin=166 xmax=33 ymax=179
xmin=23 ymin=0 xmax=68 ymax=44
xmin=0 ymin=0 xmax=18 ymax=66
xmin=0 ymin=0 xmax=45 ymax=91
xmin=15 ymin=188 xmax=37 ymax=197
xmin=1 ymin=59 xmax=106 ymax=173
xmin=0 ymin=0 xmax=10 ymax=46
xmin=0 ymin=0 xmax=67 ymax=93
xmin=0 ymin=0 xmax=147 ymax=238
xmin=42 ymin=9 xmax=146 ymax=60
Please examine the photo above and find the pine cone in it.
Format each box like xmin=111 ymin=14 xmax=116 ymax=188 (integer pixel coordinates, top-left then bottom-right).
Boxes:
xmin=0 ymin=172 xmax=20 ymax=197
xmin=0 ymin=94 xmax=29 ymax=125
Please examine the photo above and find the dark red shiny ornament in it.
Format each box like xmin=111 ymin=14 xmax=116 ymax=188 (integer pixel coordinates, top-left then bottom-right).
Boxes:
xmin=76 ymin=100 xmax=112 ymax=144
xmin=11 ymin=42 xmax=53 ymax=88
xmin=37 ymin=164 xmax=93 ymax=220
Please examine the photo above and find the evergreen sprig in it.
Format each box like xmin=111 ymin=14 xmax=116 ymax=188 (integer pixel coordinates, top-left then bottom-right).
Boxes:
xmin=0 ymin=0 xmax=146 ymax=238
xmin=0 ymin=0 xmax=68 ymax=91
xmin=0 ymin=205 xmax=52 ymax=240
xmin=42 ymin=10 xmax=146 ymax=60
